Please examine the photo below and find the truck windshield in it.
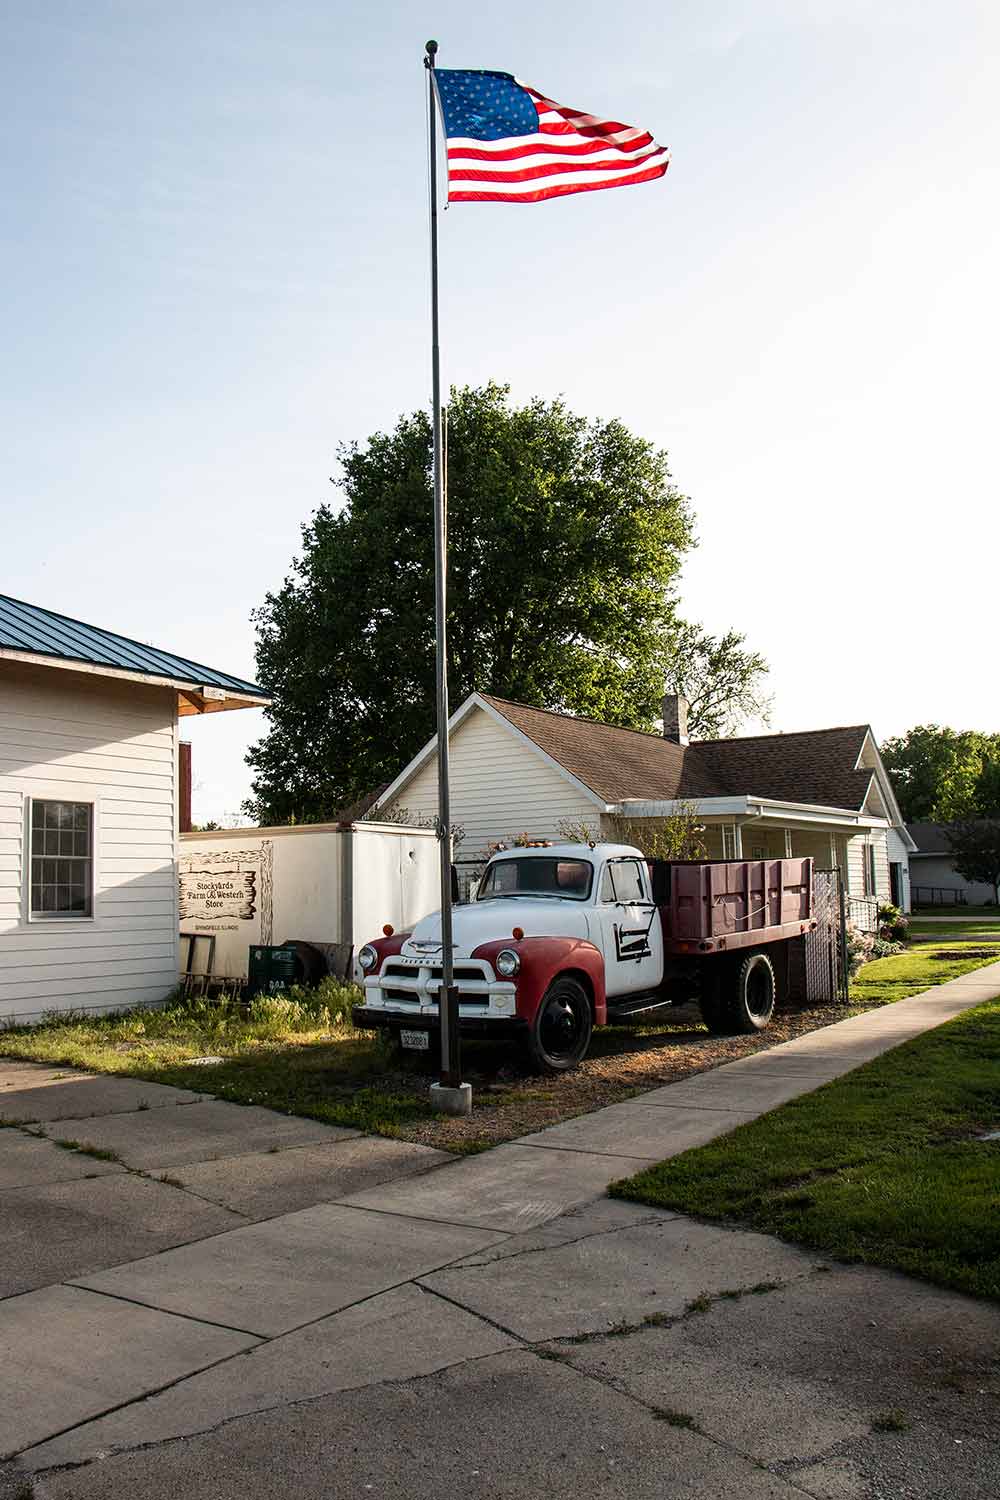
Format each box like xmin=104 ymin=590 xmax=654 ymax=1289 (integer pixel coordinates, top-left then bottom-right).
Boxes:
xmin=477 ymin=857 xmax=593 ymax=902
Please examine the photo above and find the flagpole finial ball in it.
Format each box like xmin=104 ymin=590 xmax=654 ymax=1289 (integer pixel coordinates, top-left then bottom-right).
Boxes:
xmin=425 ymin=39 xmax=438 ymax=56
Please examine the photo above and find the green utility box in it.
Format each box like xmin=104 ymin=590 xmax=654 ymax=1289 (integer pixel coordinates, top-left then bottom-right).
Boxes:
xmin=246 ymin=943 xmax=299 ymax=998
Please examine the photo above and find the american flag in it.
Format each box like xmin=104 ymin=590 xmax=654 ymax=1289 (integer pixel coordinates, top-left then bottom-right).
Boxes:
xmin=433 ymin=69 xmax=669 ymax=205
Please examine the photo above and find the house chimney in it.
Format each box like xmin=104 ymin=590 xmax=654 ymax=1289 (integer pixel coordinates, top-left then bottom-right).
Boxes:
xmin=178 ymin=741 xmax=192 ymax=833
xmin=662 ymin=693 xmax=689 ymax=746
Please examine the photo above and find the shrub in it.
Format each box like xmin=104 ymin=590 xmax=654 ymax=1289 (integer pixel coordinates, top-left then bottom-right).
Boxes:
xmin=877 ymin=903 xmax=909 ymax=942
xmin=871 ymin=937 xmax=906 ymax=959
xmin=845 ymin=922 xmax=875 ymax=977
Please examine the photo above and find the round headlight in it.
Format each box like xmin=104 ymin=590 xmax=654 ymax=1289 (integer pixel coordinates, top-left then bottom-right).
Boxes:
xmin=358 ymin=944 xmax=378 ymax=972
xmin=495 ymin=948 xmax=520 ymax=978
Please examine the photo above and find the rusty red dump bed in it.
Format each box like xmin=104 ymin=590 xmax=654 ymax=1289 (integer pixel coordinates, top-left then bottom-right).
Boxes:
xmin=657 ymin=857 xmax=816 ymax=955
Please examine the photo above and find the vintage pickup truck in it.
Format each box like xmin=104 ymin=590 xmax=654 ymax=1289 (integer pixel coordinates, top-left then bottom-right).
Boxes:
xmin=352 ymin=842 xmax=816 ymax=1072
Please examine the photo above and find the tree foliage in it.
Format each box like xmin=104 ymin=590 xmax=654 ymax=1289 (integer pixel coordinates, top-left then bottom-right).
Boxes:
xmin=881 ymin=725 xmax=1000 ymax=823
xmin=661 ymin=622 xmax=771 ymax=739
xmin=946 ymin=820 xmax=1000 ymax=904
xmin=246 ymin=384 xmax=696 ymax=822
xmin=608 ymin=804 xmax=708 ymax=861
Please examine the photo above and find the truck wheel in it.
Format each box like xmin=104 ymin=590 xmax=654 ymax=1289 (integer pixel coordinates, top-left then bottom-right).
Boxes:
xmin=525 ymin=977 xmax=593 ymax=1073
xmin=732 ymin=952 xmax=776 ymax=1032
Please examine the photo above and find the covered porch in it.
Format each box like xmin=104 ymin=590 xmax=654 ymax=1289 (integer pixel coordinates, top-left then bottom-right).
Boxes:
xmin=605 ymin=795 xmax=895 ymax=920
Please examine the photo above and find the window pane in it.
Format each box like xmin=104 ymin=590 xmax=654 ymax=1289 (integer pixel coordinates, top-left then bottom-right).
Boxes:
xmin=613 ymin=861 xmax=646 ymax=903
xmin=30 ymin=800 xmax=93 ymax=917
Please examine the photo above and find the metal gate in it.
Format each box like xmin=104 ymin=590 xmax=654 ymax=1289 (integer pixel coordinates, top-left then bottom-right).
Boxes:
xmin=789 ymin=867 xmax=847 ymax=1004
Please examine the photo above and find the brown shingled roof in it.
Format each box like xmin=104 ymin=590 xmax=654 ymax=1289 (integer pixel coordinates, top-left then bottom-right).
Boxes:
xmin=693 ymin=726 xmax=872 ymax=810
xmin=479 ymin=695 xmax=873 ymax=811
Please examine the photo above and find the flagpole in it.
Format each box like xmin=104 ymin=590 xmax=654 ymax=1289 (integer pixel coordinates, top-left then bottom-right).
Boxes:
xmin=425 ymin=39 xmax=470 ymax=1116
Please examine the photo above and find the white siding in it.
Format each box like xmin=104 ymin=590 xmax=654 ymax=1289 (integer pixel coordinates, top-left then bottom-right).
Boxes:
xmin=886 ymin=825 xmax=912 ymax=912
xmin=0 ymin=662 xmax=179 ymax=1022
xmin=384 ymin=706 xmax=600 ymax=860
xmin=909 ymin=855 xmax=995 ymax=907
xmin=846 ymin=830 xmax=891 ymax=903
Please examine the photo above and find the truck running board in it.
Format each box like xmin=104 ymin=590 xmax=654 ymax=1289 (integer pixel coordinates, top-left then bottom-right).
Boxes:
xmin=605 ymin=994 xmax=676 ymax=1021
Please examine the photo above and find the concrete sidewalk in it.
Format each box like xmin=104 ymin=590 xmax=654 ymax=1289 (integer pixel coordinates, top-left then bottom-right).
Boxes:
xmin=3 ymin=965 xmax=998 ymax=1498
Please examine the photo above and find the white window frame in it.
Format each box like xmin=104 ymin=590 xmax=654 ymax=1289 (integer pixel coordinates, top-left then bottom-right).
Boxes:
xmin=26 ymin=796 xmax=96 ymax=923
xmin=866 ymin=842 xmax=878 ymax=898
xmin=722 ymin=825 xmax=738 ymax=860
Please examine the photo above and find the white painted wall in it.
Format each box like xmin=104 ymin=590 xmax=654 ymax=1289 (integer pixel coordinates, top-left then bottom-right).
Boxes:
xmin=384 ymin=705 xmax=599 ymax=860
xmin=179 ymin=822 xmax=440 ymax=978
xmin=352 ymin=823 xmax=440 ymax=938
xmin=0 ymin=662 xmax=178 ymax=1022
xmin=886 ymin=826 xmax=913 ymax=911
xmin=845 ymin=829 xmax=891 ymax=904
xmin=909 ymin=854 xmax=995 ymax=906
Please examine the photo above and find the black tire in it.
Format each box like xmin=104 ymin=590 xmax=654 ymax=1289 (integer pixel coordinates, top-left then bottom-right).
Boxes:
xmin=732 ymin=951 xmax=776 ymax=1032
xmin=525 ymin=977 xmax=593 ymax=1073
xmin=700 ymin=952 xmax=776 ymax=1034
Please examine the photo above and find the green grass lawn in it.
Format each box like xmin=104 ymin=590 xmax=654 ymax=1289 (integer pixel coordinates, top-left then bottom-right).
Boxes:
xmin=610 ymin=995 xmax=1000 ymax=1301
xmin=849 ymin=939 xmax=1000 ymax=1006
xmin=0 ymin=983 xmax=437 ymax=1137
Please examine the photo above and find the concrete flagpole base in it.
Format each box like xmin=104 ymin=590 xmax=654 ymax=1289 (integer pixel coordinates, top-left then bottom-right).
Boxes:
xmin=430 ymin=1081 xmax=473 ymax=1116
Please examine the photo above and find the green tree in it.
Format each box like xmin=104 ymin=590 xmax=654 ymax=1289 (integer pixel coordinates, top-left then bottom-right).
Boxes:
xmin=661 ymin=622 xmax=771 ymax=739
xmin=245 ymin=384 xmax=695 ymax=824
xmin=946 ymin=820 xmax=1000 ymax=905
xmin=881 ymin=725 xmax=1000 ymax=822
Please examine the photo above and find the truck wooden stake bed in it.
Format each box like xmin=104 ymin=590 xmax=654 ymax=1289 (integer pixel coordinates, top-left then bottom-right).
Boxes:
xmin=353 ymin=842 xmax=816 ymax=1072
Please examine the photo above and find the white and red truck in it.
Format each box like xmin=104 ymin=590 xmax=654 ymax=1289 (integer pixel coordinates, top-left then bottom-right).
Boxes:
xmin=352 ymin=842 xmax=816 ymax=1072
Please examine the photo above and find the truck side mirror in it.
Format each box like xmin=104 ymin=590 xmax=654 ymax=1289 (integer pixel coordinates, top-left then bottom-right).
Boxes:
xmin=451 ymin=863 xmax=460 ymax=904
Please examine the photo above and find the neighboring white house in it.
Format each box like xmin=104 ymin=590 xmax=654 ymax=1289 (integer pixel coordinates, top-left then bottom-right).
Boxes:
xmin=907 ymin=822 xmax=997 ymax=907
xmin=375 ymin=692 xmax=915 ymax=912
xmin=0 ymin=594 xmax=269 ymax=1023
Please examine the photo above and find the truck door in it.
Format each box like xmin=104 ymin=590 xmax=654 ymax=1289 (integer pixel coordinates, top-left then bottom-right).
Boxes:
xmin=593 ymin=857 xmax=663 ymax=996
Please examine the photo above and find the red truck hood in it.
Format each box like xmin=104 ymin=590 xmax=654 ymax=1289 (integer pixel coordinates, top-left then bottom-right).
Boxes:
xmin=402 ymin=899 xmax=592 ymax=958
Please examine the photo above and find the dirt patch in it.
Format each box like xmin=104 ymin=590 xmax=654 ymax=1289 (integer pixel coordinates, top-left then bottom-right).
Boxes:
xmin=930 ymin=948 xmax=1000 ymax=960
xmin=387 ymin=1000 xmax=875 ymax=1153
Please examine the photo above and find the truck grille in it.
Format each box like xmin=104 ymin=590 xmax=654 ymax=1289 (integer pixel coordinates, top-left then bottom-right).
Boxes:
xmin=380 ymin=959 xmax=492 ymax=1009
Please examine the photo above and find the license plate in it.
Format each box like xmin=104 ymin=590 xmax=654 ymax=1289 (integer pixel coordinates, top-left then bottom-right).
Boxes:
xmin=399 ymin=1028 xmax=430 ymax=1052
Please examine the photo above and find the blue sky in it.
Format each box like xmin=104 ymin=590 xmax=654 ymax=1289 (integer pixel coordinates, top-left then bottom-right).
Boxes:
xmin=3 ymin=2 xmax=997 ymax=822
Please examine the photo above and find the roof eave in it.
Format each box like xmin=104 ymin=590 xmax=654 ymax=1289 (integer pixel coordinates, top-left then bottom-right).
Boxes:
xmin=0 ymin=647 xmax=269 ymax=713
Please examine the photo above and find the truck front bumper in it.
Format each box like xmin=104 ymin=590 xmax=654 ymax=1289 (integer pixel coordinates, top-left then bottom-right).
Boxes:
xmin=352 ymin=1006 xmax=527 ymax=1041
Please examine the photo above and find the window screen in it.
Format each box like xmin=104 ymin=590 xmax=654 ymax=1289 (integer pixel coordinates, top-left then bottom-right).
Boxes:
xmin=30 ymin=801 xmax=93 ymax=917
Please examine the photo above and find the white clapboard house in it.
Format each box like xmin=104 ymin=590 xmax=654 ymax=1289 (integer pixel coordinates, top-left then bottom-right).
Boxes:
xmin=376 ymin=692 xmax=915 ymax=915
xmin=0 ymin=594 xmax=269 ymax=1022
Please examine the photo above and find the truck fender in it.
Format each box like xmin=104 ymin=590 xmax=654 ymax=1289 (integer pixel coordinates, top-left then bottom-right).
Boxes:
xmin=472 ymin=937 xmax=607 ymax=1027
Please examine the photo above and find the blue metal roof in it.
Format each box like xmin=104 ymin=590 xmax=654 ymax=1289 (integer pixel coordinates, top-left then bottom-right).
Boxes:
xmin=0 ymin=594 xmax=268 ymax=700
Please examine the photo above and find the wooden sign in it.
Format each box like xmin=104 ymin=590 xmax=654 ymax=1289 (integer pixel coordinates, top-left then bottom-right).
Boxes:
xmin=179 ymin=869 xmax=256 ymax=921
